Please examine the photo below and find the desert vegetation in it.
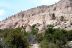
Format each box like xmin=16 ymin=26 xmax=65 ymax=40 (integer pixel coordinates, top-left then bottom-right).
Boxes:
xmin=0 ymin=25 xmax=72 ymax=48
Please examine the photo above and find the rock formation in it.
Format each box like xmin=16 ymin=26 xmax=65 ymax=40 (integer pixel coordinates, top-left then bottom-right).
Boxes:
xmin=0 ymin=0 xmax=72 ymax=31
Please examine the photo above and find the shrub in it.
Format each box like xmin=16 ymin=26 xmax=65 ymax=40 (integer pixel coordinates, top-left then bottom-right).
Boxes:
xmin=4 ymin=28 xmax=29 ymax=48
xmin=40 ymin=39 xmax=59 ymax=48
xmin=0 ymin=25 xmax=72 ymax=48
xmin=60 ymin=16 xmax=64 ymax=21
xmin=51 ymin=13 xmax=56 ymax=20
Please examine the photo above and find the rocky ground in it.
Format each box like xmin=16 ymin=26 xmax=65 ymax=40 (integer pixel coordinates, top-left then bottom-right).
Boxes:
xmin=0 ymin=0 xmax=72 ymax=31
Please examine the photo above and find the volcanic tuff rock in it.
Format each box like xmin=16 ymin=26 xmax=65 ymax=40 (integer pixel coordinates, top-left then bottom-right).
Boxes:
xmin=0 ymin=0 xmax=72 ymax=31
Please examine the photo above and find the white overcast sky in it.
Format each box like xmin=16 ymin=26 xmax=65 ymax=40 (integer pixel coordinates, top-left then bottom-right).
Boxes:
xmin=0 ymin=0 xmax=60 ymax=21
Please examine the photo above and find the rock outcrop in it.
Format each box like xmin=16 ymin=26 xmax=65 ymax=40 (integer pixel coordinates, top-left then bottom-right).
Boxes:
xmin=0 ymin=0 xmax=72 ymax=31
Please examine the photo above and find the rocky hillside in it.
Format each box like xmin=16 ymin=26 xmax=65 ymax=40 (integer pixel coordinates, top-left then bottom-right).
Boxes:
xmin=0 ymin=0 xmax=72 ymax=31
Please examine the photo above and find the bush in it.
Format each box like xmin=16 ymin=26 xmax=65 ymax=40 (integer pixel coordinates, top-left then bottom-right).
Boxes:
xmin=36 ymin=33 xmax=44 ymax=43
xmin=51 ymin=13 xmax=56 ymax=20
xmin=4 ymin=28 xmax=29 ymax=48
xmin=0 ymin=25 xmax=72 ymax=48
xmin=40 ymin=39 xmax=59 ymax=48
xmin=39 ymin=25 xmax=70 ymax=48
xmin=60 ymin=16 xmax=64 ymax=21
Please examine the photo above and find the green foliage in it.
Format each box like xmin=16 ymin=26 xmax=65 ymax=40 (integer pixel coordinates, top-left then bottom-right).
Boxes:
xmin=36 ymin=33 xmax=44 ymax=43
xmin=31 ymin=24 xmax=38 ymax=35
xmin=40 ymin=39 xmax=49 ymax=48
xmin=0 ymin=25 xmax=72 ymax=48
xmin=40 ymin=39 xmax=59 ymax=48
xmin=39 ymin=25 xmax=72 ymax=48
xmin=3 ymin=28 xmax=29 ymax=48
xmin=67 ymin=30 xmax=72 ymax=41
xmin=0 ymin=45 xmax=3 ymax=48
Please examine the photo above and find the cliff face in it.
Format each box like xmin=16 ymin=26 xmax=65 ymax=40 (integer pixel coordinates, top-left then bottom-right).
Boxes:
xmin=0 ymin=0 xmax=72 ymax=31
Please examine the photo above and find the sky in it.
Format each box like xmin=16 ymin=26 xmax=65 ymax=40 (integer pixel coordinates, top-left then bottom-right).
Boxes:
xmin=0 ymin=0 xmax=60 ymax=21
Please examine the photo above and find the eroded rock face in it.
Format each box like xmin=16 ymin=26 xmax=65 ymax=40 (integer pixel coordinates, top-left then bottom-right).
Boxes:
xmin=0 ymin=0 xmax=72 ymax=31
